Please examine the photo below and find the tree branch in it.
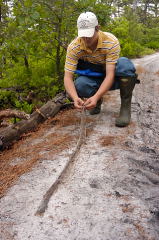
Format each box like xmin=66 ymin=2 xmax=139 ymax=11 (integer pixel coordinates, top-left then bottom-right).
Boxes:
xmin=0 ymin=109 xmax=30 ymax=121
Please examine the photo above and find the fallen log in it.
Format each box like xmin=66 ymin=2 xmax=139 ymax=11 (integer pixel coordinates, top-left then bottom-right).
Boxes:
xmin=0 ymin=92 xmax=67 ymax=150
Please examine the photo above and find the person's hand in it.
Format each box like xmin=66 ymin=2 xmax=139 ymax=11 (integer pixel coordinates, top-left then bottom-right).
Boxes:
xmin=74 ymin=97 xmax=84 ymax=110
xmin=84 ymin=96 xmax=98 ymax=110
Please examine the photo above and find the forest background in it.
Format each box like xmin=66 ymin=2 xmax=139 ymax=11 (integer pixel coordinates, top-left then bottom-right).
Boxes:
xmin=0 ymin=0 xmax=159 ymax=113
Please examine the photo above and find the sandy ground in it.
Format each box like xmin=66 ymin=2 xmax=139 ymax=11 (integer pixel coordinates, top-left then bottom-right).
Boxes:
xmin=0 ymin=53 xmax=159 ymax=240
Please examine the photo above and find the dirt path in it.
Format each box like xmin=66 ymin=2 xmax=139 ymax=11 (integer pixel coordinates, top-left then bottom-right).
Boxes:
xmin=0 ymin=53 xmax=159 ymax=240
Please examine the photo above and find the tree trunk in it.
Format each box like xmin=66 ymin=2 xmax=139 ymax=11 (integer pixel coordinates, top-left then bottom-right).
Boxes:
xmin=0 ymin=4 xmax=2 ymax=22
xmin=143 ymin=0 xmax=150 ymax=23
xmin=154 ymin=1 xmax=158 ymax=17
xmin=24 ymin=55 xmax=29 ymax=69
xmin=132 ymin=0 xmax=137 ymax=10
xmin=56 ymin=0 xmax=65 ymax=84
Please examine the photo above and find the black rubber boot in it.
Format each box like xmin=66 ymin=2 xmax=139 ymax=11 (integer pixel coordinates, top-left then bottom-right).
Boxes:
xmin=89 ymin=98 xmax=103 ymax=115
xmin=115 ymin=77 xmax=136 ymax=127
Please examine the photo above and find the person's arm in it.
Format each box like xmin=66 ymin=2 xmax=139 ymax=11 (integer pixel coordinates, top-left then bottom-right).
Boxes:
xmin=64 ymin=71 xmax=84 ymax=109
xmin=84 ymin=64 xmax=115 ymax=109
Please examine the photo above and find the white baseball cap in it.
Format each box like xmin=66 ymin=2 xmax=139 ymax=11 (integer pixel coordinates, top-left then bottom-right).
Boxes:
xmin=77 ymin=12 xmax=98 ymax=38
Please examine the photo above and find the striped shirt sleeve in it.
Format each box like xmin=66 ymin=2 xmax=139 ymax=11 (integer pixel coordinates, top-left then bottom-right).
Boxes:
xmin=106 ymin=41 xmax=120 ymax=64
xmin=64 ymin=45 xmax=79 ymax=73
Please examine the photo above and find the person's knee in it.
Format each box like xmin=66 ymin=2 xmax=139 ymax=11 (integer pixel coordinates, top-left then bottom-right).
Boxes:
xmin=75 ymin=76 xmax=97 ymax=98
xmin=75 ymin=76 xmax=87 ymax=95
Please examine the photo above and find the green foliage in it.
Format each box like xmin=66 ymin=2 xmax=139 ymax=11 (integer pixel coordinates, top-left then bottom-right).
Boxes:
xmin=0 ymin=90 xmax=17 ymax=109
xmin=14 ymin=100 xmax=34 ymax=114
xmin=146 ymin=41 xmax=159 ymax=49
xmin=142 ymin=27 xmax=159 ymax=50
xmin=107 ymin=15 xmax=155 ymax=57
xmin=74 ymin=0 xmax=112 ymax=26
xmin=0 ymin=0 xmax=159 ymax=112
